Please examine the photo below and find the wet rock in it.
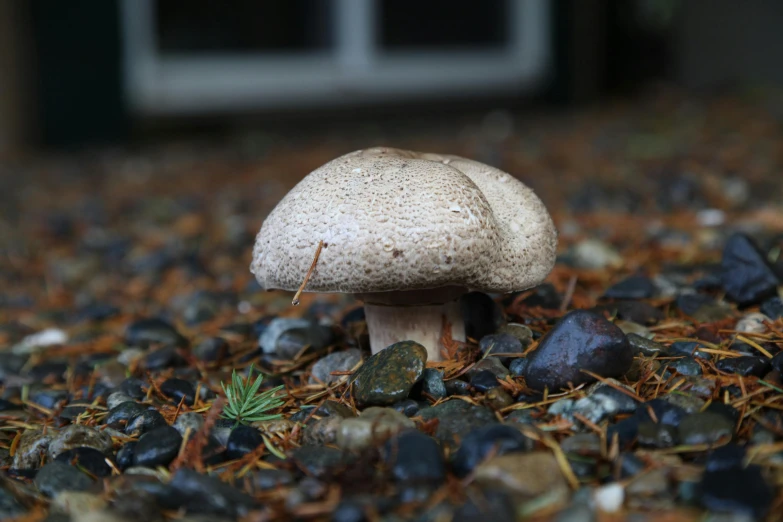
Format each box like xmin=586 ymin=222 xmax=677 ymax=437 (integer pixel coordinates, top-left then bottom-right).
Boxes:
xmin=0 ymin=352 xmax=27 ymax=380
xmin=593 ymin=301 xmax=664 ymax=326
xmin=160 ymin=378 xmax=196 ymax=406
xmin=55 ymin=447 xmax=113 ymax=477
xmin=721 ymin=233 xmax=780 ymax=306
xmin=475 ymin=452 xmax=569 ymax=501
xmin=479 ymin=333 xmax=524 ymax=365
xmin=291 ymin=446 xmax=348 ymax=478
xmin=560 ymin=433 xmax=601 ymax=456
xmin=35 ymin=461 xmax=93 ymax=497
xmin=420 ymin=368 xmax=447 ymax=399
xmin=444 ymin=378 xmax=471 ymax=396
xmin=716 ymin=356 xmax=770 ymax=377
xmin=250 ymin=469 xmax=295 ymax=491
xmin=115 ymin=442 xmax=136 ymax=471
xmin=351 ymin=341 xmax=427 ymax=407
xmin=383 ymin=430 xmax=445 ymax=483
xmin=678 ymin=412 xmax=734 ymax=445
xmin=523 ymin=310 xmax=632 ymax=391
xmin=453 ymin=489 xmax=516 ymax=522
xmin=603 ymin=275 xmax=657 ymax=299
xmin=12 ymin=429 xmax=55 ymax=469
xmin=110 ymin=490 xmax=164 ymax=522
xmin=660 ymin=392 xmax=705 ymax=413
xmin=418 ymin=401 xmax=496 ymax=449
xmin=226 ymin=426 xmax=263 ymax=460
xmin=125 ymin=318 xmax=188 ymax=349
xmin=669 ymin=341 xmax=711 ymax=360
xmin=627 ymin=334 xmax=667 ymax=356
xmin=193 ymin=337 xmax=229 ymax=362
xmin=470 ymin=370 xmax=500 ymax=392
xmin=706 ymin=444 xmax=747 ymax=472
xmin=637 ymin=421 xmax=677 ymax=448
xmin=639 ymin=398 xmax=688 ymax=426
xmin=125 ymin=409 xmax=168 ymax=436
xmin=29 ymin=389 xmax=68 ymax=410
xmin=173 ymin=412 xmax=204 ymax=437
xmin=506 ymin=409 xmax=535 ymax=425
xmin=485 ymin=388 xmax=514 ymax=410
xmin=144 ymin=345 xmax=186 ymax=370
xmin=168 ymin=468 xmax=256 ymax=517
xmin=615 ymin=320 xmax=653 ymax=339
xmin=676 ymin=293 xmax=716 ymax=316
xmin=626 ymin=467 xmax=669 ymax=498
xmin=467 ymin=357 xmax=509 ymax=379
xmin=133 ymin=426 xmax=182 ymax=468
xmin=700 ymin=465 xmax=773 ymax=519
xmin=106 ymin=392 xmax=135 ymax=410
xmin=496 ymin=323 xmax=533 ymax=346
xmin=308 ymin=349 xmax=361 ymax=385
xmin=258 ymin=318 xmax=310 ymax=354
xmin=52 ymin=492 xmax=109 ymax=518
xmin=392 ymin=399 xmax=423 ymax=418
xmin=120 ymin=378 xmax=148 ymax=400
xmin=772 ymin=351 xmax=783 ymax=374
xmin=0 ymin=486 xmax=26 ymax=518
xmin=509 ymin=358 xmax=528 ymax=376
xmin=461 ymin=291 xmax=504 ymax=341
xmin=276 ymin=324 xmax=335 ymax=359
xmin=761 ymin=296 xmax=783 ymax=319
xmin=336 ymin=407 xmax=414 ymax=452
xmin=571 ymin=381 xmax=640 ymax=424
xmin=302 ymin=416 xmax=343 ymax=446
xmin=660 ymin=356 xmax=703 ymax=377
xmin=510 ymin=282 xmax=561 ymax=309
xmin=105 ymin=401 xmax=147 ymax=427
xmin=451 ymin=424 xmax=534 ymax=477
xmin=691 ymin=301 xmax=734 ymax=323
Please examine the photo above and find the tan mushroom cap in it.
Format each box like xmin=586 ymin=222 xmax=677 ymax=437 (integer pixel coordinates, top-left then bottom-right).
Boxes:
xmin=251 ymin=147 xmax=557 ymax=297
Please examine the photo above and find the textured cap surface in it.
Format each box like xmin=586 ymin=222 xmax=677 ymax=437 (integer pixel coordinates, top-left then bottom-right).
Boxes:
xmin=251 ymin=147 xmax=557 ymax=295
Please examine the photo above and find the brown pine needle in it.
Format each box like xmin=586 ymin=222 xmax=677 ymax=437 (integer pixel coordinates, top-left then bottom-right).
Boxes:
xmin=292 ymin=240 xmax=324 ymax=306
xmin=559 ymin=274 xmax=578 ymax=312
xmin=736 ymin=335 xmax=774 ymax=358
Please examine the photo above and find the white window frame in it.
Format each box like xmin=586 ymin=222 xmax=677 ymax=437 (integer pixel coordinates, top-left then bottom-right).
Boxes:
xmin=121 ymin=0 xmax=551 ymax=115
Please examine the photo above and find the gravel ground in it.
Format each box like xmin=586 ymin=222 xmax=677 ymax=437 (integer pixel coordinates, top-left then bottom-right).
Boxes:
xmin=1 ymin=89 xmax=783 ymax=521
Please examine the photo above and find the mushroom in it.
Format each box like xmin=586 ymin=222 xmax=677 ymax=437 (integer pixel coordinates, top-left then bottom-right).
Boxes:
xmin=250 ymin=147 xmax=557 ymax=361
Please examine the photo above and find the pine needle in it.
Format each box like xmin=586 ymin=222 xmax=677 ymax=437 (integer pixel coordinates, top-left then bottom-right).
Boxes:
xmin=221 ymin=364 xmax=286 ymax=426
xmin=292 ymin=240 xmax=324 ymax=306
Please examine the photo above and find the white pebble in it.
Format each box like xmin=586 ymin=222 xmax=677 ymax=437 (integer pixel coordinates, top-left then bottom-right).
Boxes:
xmin=12 ymin=328 xmax=68 ymax=354
xmin=697 ymin=208 xmax=726 ymax=227
xmin=736 ymin=313 xmax=770 ymax=334
xmin=593 ymin=482 xmax=624 ymax=513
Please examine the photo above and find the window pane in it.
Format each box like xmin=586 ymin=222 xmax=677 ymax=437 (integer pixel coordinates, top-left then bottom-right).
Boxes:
xmin=155 ymin=0 xmax=333 ymax=53
xmin=378 ymin=0 xmax=508 ymax=50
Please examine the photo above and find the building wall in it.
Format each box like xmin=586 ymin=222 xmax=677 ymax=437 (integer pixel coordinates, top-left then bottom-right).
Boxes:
xmin=0 ymin=1 xmax=30 ymax=158
xmin=677 ymin=0 xmax=783 ymax=89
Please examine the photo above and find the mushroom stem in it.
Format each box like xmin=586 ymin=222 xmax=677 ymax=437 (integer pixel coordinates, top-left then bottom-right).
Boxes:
xmin=363 ymin=301 xmax=465 ymax=361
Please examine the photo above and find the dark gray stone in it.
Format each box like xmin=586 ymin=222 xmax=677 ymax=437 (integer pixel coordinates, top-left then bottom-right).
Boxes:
xmin=34 ymin=461 xmax=93 ymax=497
xmin=523 ymin=310 xmax=632 ymax=391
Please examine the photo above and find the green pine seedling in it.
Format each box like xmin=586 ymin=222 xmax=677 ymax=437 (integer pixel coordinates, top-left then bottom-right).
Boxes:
xmin=221 ymin=364 xmax=285 ymax=426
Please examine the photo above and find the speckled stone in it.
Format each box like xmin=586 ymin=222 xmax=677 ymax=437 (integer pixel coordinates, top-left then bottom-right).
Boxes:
xmin=308 ymin=349 xmax=362 ymax=385
xmin=12 ymin=429 xmax=55 ymax=469
xmin=351 ymin=341 xmax=427 ymax=407
xmin=336 ymin=407 xmax=414 ymax=451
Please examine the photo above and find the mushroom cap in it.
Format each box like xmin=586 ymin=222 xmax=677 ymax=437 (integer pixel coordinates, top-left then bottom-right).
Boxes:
xmin=251 ymin=147 xmax=557 ymax=297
